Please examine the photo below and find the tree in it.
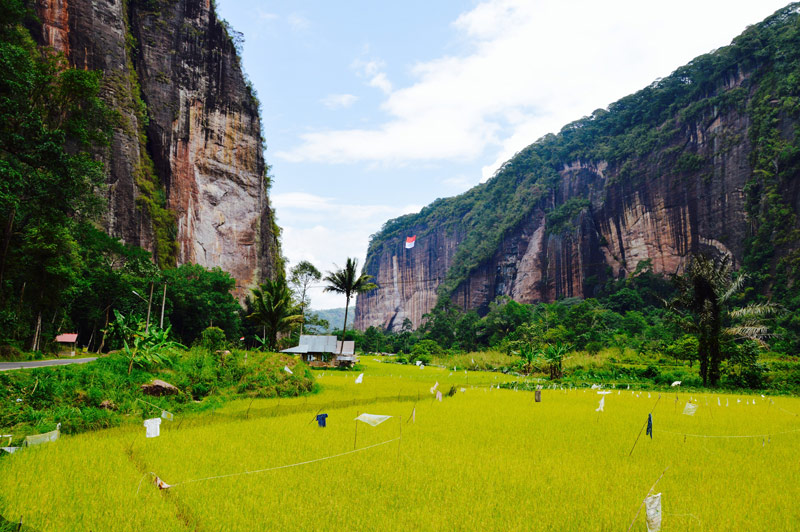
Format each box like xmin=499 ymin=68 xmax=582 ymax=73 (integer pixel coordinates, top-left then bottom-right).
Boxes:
xmin=289 ymin=260 xmax=321 ymax=335
xmin=323 ymin=258 xmax=377 ymax=352
xmin=542 ymin=342 xmax=571 ymax=380
xmin=671 ymin=255 xmax=778 ymax=386
xmin=163 ymin=264 xmax=242 ymax=345
xmin=419 ymin=296 xmax=462 ymax=349
xmin=247 ymin=277 xmax=302 ymax=351
xmin=0 ymin=1 xmax=110 ymax=348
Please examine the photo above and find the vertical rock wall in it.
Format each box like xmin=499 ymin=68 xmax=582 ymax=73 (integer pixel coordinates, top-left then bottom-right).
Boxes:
xmin=33 ymin=0 xmax=278 ymax=298
xmin=355 ymin=87 xmax=755 ymax=331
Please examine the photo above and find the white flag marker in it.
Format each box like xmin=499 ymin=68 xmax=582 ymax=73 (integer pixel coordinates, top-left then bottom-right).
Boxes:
xmin=283 ymin=365 xmax=293 ymax=375
xmin=355 ymin=373 xmax=363 ymax=384
xmin=355 ymin=413 xmax=391 ymax=426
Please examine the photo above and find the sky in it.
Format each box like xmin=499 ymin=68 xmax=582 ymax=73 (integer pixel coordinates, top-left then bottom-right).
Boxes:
xmin=215 ymin=0 xmax=790 ymax=309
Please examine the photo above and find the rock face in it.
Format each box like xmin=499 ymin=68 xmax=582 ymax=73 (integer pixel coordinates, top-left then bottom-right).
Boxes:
xmin=33 ymin=0 xmax=279 ymax=297
xmin=354 ymin=7 xmax=800 ymax=331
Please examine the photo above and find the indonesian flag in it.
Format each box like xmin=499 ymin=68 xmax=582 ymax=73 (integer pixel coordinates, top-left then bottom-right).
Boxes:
xmin=405 ymin=235 xmax=416 ymax=249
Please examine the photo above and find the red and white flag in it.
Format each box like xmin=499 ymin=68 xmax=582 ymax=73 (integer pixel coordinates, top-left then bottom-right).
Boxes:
xmin=405 ymin=235 xmax=416 ymax=249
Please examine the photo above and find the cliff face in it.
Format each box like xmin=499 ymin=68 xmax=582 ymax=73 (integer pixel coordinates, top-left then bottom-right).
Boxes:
xmin=355 ymin=5 xmax=800 ymax=331
xmin=34 ymin=0 xmax=278 ymax=297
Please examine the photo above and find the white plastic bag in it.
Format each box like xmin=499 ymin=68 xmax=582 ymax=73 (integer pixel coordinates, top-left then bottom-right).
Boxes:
xmin=645 ymin=493 xmax=662 ymax=532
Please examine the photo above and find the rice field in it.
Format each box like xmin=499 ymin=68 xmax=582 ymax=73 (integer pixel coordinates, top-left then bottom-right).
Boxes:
xmin=1 ymin=359 xmax=799 ymax=531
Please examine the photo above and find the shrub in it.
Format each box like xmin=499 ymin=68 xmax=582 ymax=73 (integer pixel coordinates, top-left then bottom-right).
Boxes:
xmin=0 ymin=345 xmax=24 ymax=361
xmin=200 ymin=326 xmax=227 ymax=352
xmin=412 ymin=339 xmax=443 ymax=357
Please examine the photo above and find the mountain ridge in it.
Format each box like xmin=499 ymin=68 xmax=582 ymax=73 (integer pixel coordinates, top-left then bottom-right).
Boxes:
xmin=355 ymin=3 xmax=800 ymax=331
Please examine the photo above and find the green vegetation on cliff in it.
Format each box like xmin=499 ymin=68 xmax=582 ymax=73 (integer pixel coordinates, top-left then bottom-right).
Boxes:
xmin=366 ymin=3 xmax=800 ymax=302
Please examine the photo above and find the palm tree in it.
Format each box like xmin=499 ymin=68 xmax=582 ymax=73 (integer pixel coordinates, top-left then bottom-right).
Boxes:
xmin=671 ymin=254 xmax=778 ymax=386
xmin=247 ymin=277 xmax=303 ymax=351
xmin=323 ymin=258 xmax=377 ymax=352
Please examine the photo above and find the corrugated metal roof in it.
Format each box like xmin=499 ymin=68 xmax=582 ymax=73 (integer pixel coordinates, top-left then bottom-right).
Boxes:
xmin=55 ymin=333 xmax=78 ymax=343
xmin=335 ymin=341 xmax=355 ymax=355
xmin=299 ymin=335 xmax=337 ymax=353
xmin=281 ymin=345 xmax=309 ymax=354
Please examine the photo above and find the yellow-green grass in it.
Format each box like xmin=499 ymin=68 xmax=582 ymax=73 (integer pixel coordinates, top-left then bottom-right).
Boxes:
xmin=1 ymin=360 xmax=799 ymax=530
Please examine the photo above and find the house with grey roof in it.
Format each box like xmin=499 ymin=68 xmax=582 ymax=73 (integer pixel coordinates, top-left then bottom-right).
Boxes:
xmin=281 ymin=335 xmax=357 ymax=367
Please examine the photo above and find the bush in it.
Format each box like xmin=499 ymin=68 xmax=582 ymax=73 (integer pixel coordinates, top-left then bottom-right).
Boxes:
xmin=412 ymin=339 xmax=443 ymax=357
xmin=0 ymin=345 xmax=24 ymax=361
xmin=585 ymin=342 xmax=603 ymax=355
xmin=200 ymin=326 xmax=227 ymax=351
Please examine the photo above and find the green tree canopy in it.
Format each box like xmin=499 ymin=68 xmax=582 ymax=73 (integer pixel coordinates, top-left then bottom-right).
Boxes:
xmin=247 ymin=277 xmax=302 ymax=351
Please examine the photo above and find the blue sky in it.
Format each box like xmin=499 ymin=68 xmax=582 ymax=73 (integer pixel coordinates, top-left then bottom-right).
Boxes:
xmin=215 ymin=0 xmax=790 ymax=309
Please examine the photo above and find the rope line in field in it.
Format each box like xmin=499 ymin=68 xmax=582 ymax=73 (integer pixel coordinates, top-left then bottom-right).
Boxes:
xmin=657 ymin=427 xmax=800 ymax=439
xmin=137 ymin=437 xmax=400 ymax=493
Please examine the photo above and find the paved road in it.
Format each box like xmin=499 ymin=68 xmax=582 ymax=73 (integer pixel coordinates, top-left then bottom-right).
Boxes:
xmin=0 ymin=357 xmax=97 ymax=371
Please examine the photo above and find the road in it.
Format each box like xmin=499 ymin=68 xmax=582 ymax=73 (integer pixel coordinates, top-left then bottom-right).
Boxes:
xmin=0 ymin=357 xmax=97 ymax=371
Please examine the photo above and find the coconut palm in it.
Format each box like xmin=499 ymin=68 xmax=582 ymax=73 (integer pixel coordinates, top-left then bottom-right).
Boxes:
xmin=670 ymin=254 xmax=779 ymax=386
xmin=247 ymin=277 xmax=303 ymax=351
xmin=323 ymin=258 xmax=377 ymax=352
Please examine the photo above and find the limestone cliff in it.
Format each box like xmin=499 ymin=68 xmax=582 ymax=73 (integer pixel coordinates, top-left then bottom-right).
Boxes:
xmin=355 ymin=4 xmax=800 ymax=330
xmin=33 ymin=0 xmax=279 ymax=297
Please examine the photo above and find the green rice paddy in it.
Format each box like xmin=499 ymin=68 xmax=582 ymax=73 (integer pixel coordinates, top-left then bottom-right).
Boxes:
xmin=1 ymin=359 xmax=799 ymax=530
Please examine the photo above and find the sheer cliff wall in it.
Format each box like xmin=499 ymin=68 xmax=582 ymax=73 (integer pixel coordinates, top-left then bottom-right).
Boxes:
xmin=34 ymin=0 xmax=279 ymax=297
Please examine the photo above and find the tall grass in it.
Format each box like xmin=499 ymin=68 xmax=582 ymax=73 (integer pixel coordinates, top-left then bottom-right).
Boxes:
xmin=1 ymin=360 xmax=798 ymax=530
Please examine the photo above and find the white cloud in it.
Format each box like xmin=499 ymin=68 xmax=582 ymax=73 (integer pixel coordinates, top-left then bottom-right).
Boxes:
xmin=277 ymin=0 xmax=789 ymax=177
xmin=274 ymin=193 xmax=421 ymax=309
xmin=351 ymin=58 xmax=394 ymax=95
xmin=287 ymin=13 xmax=310 ymax=31
xmin=321 ymin=93 xmax=358 ymax=109
xmin=443 ymin=174 xmax=478 ymax=190
xmin=368 ymin=72 xmax=393 ymax=94
xmin=257 ymin=10 xmax=278 ymax=21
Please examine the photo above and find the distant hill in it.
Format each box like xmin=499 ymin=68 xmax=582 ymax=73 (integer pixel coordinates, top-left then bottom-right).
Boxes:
xmin=306 ymin=308 xmax=353 ymax=333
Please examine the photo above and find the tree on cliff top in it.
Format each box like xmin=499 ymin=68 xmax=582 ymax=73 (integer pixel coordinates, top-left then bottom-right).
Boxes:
xmin=323 ymin=258 xmax=376 ymax=353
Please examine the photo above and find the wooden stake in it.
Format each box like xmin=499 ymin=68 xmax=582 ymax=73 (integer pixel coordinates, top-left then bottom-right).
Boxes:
xmin=308 ymin=407 xmax=324 ymax=425
xmin=354 ymin=411 xmax=359 ymax=450
xmin=626 ymin=467 xmax=669 ymax=532
xmin=628 ymin=394 xmax=661 ymax=457
xmin=397 ymin=415 xmax=402 ymax=462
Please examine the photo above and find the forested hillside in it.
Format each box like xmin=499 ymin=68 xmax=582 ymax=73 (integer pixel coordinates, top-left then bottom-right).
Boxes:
xmin=0 ymin=0 xmax=277 ymax=352
xmin=356 ymin=3 xmax=800 ymax=332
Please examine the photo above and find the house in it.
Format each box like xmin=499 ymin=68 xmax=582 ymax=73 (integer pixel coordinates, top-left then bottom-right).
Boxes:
xmin=281 ymin=335 xmax=358 ymax=367
xmin=54 ymin=333 xmax=78 ymax=357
